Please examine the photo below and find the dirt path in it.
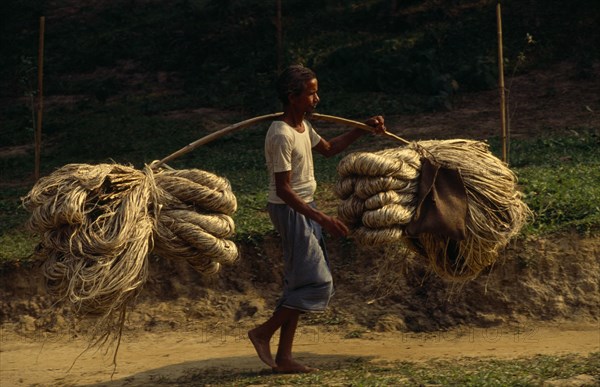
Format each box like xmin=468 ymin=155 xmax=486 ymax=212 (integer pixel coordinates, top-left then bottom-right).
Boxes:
xmin=1 ymin=322 xmax=598 ymax=386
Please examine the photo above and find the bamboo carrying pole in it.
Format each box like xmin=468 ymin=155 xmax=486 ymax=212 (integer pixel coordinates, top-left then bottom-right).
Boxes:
xmin=496 ymin=2 xmax=508 ymax=163
xmin=35 ymin=16 xmax=45 ymax=180
xmin=154 ymin=113 xmax=281 ymax=168
xmin=312 ymin=113 xmax=409 ymax=144
xmin=153 ymin=113 xmax=409 ymax=169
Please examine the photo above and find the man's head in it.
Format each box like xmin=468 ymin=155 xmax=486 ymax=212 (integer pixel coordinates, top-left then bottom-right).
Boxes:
xmin=277 ymin=65 xmax=317 ymax=106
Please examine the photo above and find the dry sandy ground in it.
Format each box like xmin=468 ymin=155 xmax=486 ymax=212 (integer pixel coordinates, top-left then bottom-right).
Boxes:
xmin=1 ymin=322 xmax=598 ymax=386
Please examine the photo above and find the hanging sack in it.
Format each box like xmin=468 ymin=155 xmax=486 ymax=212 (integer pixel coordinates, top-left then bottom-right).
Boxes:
xmin=406 ymin=157 xmax=468 ymax=240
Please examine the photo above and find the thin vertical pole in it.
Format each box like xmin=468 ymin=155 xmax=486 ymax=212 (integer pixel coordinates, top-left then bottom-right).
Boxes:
xmin=496 ymin=2 xmax=508 ymax=163
xmin=276 ymin=0 xmax=283 ymax=74
xmin=35 ymin=16 xmax=45 ymax=180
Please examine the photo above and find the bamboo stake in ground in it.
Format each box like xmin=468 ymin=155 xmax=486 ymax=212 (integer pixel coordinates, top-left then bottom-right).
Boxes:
xmin=35 ymin=16 xmax=45 ymax=181
xmin=497 ymin=1 xmax=508 ymax=163
xmin=276 ymin=0 xmax=283 ymax=74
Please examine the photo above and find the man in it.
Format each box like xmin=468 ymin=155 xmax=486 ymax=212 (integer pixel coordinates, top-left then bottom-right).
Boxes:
xmin=248 ymin=64 xmax=386 ymax=373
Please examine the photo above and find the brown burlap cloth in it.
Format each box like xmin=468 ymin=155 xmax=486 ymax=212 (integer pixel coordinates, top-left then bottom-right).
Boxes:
xmin=406 ymin=156 xmax=468 ymax=240
xmin=405 ymin=156 xmax=468 ymax=265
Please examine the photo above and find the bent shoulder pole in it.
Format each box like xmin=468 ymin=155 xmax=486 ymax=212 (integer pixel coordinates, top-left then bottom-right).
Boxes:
xmin=152 ymin=113 xmax=409 ymax=169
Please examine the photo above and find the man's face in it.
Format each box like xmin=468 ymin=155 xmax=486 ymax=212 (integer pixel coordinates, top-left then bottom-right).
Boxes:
xmin=290 ymin=78 xmax=320 ymax=113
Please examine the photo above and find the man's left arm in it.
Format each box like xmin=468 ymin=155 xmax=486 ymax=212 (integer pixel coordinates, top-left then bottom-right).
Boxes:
xmin=314 ymin=115 xmax=386 ymax=158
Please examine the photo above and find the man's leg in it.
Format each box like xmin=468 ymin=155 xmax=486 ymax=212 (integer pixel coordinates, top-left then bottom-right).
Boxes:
xmin=248 ymin=306 xmax=298 ymax=368
xmin=273 ymin=310 xmax=318 ymax=373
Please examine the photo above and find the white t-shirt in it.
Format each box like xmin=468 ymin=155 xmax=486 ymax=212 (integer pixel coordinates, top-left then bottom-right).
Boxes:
xmin=265 ymin=120 xmax=322 ymax=204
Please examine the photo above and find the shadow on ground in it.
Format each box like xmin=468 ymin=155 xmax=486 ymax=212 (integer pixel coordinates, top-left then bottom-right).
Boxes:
xmin=84 ymin=352 xmax=375 ymax=386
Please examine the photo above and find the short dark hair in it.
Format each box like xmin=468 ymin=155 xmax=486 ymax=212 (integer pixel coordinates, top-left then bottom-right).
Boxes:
xmin=276 ymin=65 xmax=317 ymax=105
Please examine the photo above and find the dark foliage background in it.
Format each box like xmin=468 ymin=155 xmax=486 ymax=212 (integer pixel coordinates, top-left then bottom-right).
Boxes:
xmin=1 ymin=0 xmax=599 ymax=117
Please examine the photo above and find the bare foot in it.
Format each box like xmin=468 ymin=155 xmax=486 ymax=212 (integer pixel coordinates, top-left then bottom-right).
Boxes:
xmin=273 ymin=359 xmax=319 ymax=374
xmin=248 ymin=328 xmax=276 ymax=368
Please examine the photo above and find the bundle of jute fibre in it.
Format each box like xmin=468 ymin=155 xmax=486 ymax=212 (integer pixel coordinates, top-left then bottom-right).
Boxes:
xmin=335 ymin=139 xmax=531 ymax=281
xmin=335 ymin=147 xmax=421 ymax=244
xmin=22 ymin=162 xmax=238 ymax=342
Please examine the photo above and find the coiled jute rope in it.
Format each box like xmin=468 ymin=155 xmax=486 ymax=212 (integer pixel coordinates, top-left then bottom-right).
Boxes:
xmin=22 ymin=163 xmax=238 ymax=346
xmin=335 ymin=139 xmax=531 ymax=281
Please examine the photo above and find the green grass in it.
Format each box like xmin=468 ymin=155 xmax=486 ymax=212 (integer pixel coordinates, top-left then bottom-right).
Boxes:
xmin=507 ymin=129 xmax=600 ymax=234
xmin=141 ymin=353 xmax=599 ymax=386
xmin=519 ymin=163 xmax=600 ymax=234
xmin=0 ymin=187 xmax=37 ymax=262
